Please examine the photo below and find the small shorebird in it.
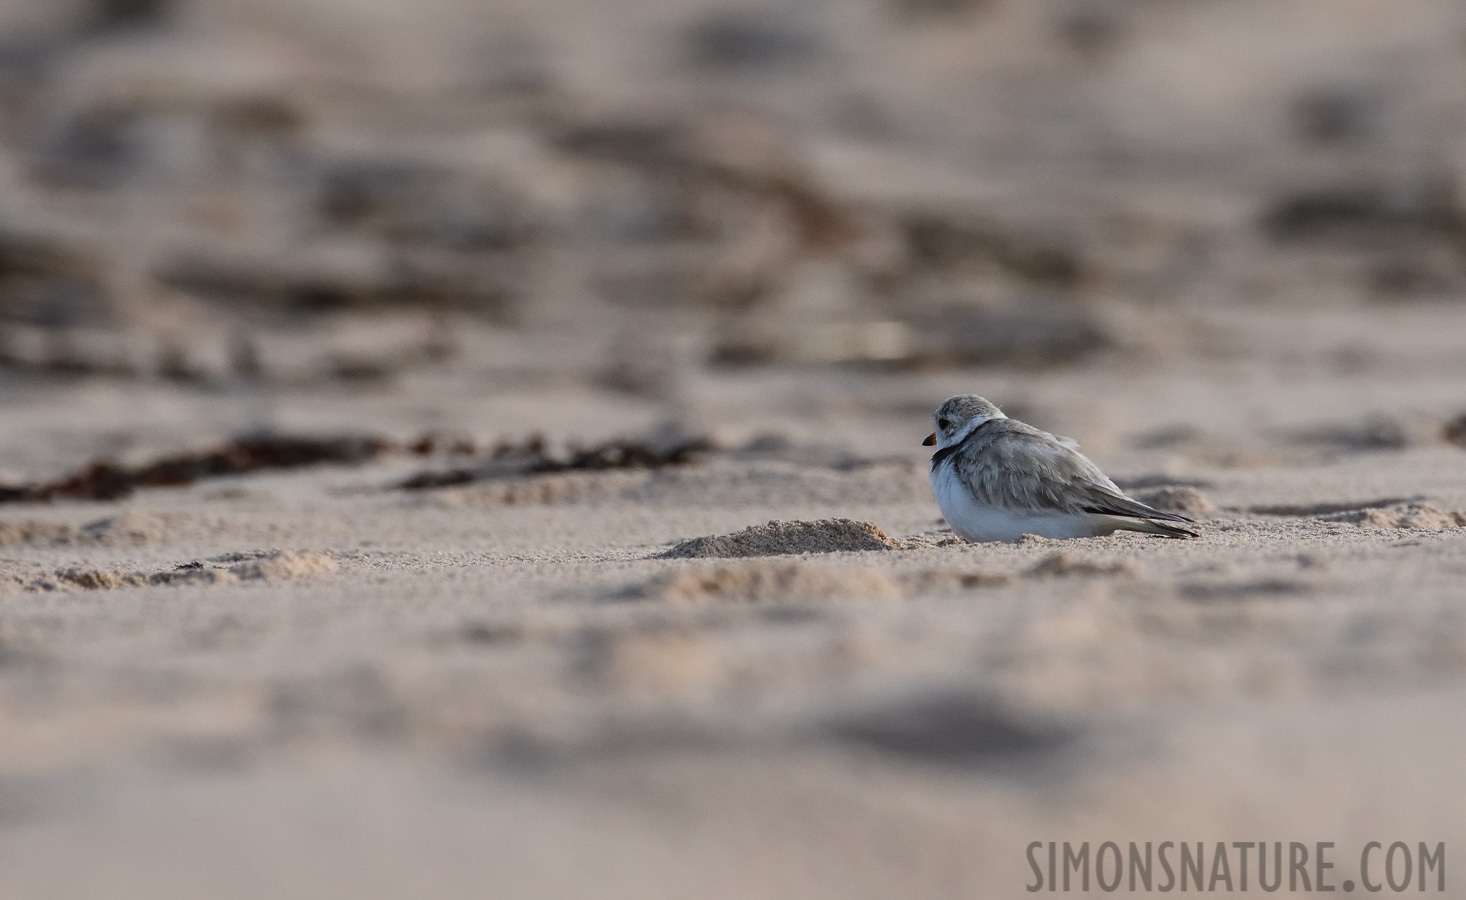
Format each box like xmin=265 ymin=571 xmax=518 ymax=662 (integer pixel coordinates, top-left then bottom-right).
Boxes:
xmin=924 ymin=395 xmax=1197 ymax=542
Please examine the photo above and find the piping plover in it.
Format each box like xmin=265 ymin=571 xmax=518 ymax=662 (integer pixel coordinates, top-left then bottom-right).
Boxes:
xmin=924 ymin=395 xmax=1197 ymax=542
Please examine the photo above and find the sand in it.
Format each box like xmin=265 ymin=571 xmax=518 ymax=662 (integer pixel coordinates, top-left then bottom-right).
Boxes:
xmin=3 ymin=0 xmax=1466 ymax=897
xmin=660 ymin=518 xmax=903 ymax=557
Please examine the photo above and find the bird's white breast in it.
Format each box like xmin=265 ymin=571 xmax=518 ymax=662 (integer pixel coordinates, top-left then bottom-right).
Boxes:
xmin=929 ymin=458 xmax=1100 ymax=542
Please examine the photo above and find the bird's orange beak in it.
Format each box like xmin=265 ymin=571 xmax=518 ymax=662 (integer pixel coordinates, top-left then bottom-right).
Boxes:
xmin=922 ymin=432 xmax=936 ymax=446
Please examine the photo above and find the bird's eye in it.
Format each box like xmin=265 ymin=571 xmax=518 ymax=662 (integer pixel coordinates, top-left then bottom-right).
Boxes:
xmin=938 ymin=418 xmax=950 ymax=429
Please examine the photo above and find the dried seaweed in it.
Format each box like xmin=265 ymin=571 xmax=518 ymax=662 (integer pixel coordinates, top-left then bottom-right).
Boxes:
xmin=531 ymin=436 xmax=711 ymax=473
xmin=397 ymin=469 xmax=479 ymax=490
xmin=1261 ymin=179 xmax=1466 ymax=245
xmin=0 ymin=434 xmax=392 ymax=503
xmin=398 ymin=434 xmax=712 ymax=491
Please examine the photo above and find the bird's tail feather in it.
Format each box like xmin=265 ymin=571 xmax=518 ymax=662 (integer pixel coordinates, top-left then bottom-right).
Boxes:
xmin=1113 ymin=517 xmax=1198 ymax=539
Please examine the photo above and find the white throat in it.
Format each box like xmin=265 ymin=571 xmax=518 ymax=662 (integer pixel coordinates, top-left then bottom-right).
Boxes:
xmin=937 ymin=413 xmax=1004 ymax=450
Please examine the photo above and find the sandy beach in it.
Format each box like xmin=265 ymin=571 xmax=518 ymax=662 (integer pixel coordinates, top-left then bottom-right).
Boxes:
xmin=2 ymin=0 xmax=1466 ymax=896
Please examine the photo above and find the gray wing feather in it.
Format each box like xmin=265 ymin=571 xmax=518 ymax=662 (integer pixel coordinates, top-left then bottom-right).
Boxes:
xmin=953 ymin=420 xmax=1194 ymax=525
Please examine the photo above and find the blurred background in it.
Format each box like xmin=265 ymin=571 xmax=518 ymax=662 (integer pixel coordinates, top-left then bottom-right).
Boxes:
xmin=3 ymin=0 xmax=1465 ymax=447
xmin=4 ymin=1 xmax=1466 ymax=897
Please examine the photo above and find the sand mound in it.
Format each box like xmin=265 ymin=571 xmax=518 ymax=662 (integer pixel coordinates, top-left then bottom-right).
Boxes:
xmin=1026 ymin=552 xmax=1140 ymax=578
xmin=24 ymin=550 xmax=338 ymax=592
xmin=155 ymin=567 xmax=240 ymax=586
xmin=639 ymin=562 xmax=900 ymax=603
xmin=52 ymin=567 xmax=136 ymax=590
xmin=660 ymin=518 xmax=900 ymax=558
xmin=895 ymin=533 xmax=964 ymax=550
xmin=1324 ymin=503 xmax=1465 ymax=529
xmin=34 ymin=566 xmax=166 ymax=591
xmin=1134 ymin=486 xmax=1217 ymax=516
xmin=228 ymin=550 xmax=339 ymax=580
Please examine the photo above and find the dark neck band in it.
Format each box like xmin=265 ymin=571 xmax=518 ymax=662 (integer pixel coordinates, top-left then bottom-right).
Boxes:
xmin=930 ymin=419 xmax=995 ymax=468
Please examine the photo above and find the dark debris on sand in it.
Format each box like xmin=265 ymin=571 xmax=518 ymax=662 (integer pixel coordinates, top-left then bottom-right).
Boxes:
xmin=397 ymin=434 xmax=713 ymax=490
xmin=0 ymin=435 xmax=394 ymax=503
xmin=1445 ymin=413 xmax=1466 ymax=449
xmin=1260 ymin=178 xmax=1466 ymax=246
xmin=0 ymin=431 xmax=489 ymax=504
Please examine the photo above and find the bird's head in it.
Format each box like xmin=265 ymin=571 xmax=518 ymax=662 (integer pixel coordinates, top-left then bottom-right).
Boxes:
xmin=924 ymin=394 xmax=1005 ymax=448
